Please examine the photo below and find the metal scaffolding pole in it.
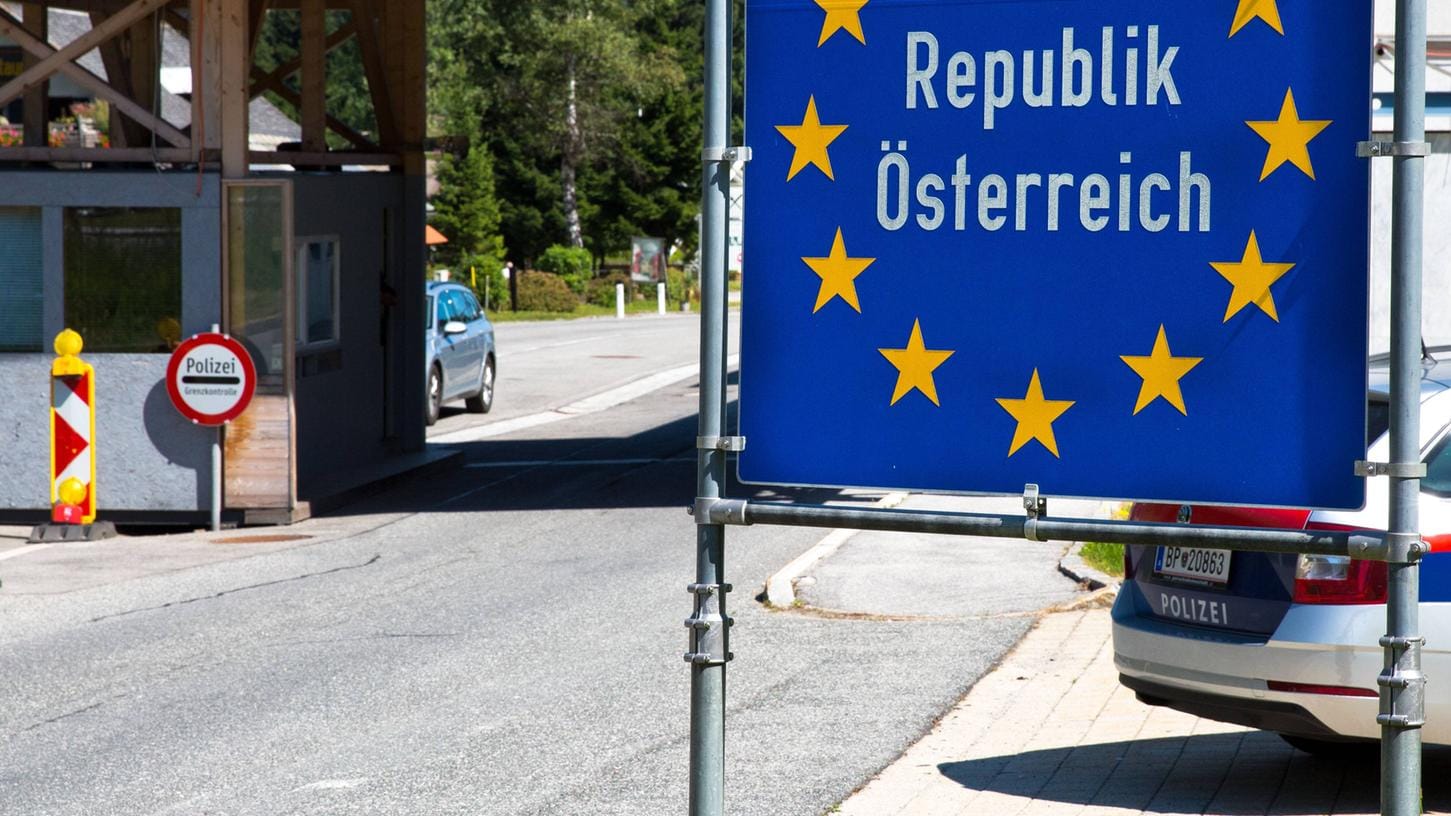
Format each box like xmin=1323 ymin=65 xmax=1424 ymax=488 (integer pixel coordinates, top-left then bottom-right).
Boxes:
xmin=1382 ymin=1 xmax=1428 ymax=813
xmin=688 ymin=0 xmax=732 ymax=813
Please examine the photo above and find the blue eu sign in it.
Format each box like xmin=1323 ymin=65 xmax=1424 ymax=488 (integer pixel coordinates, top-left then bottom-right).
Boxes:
xmin=738 ymin=0 xmax=1371 ymax=508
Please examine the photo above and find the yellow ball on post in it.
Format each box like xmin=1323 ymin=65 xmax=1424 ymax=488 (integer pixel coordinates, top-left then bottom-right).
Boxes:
xmin=53 ymin=328 xmax=83 ymax=358
xmin=57 ymin=477 xmax=86 ymax=507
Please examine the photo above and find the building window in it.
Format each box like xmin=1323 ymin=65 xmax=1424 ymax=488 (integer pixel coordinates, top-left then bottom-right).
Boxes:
xmin=64 ymin=207 xmax=182 ymax=353
xmin=296 ymin=237 xmax=340 ymax=349
xmin=0 ymin=207 xmax=42 ymax=352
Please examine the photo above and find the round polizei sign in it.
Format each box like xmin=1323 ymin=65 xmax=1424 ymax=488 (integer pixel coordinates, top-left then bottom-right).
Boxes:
xmin=165 ymin=333 xmax=257 ymax=426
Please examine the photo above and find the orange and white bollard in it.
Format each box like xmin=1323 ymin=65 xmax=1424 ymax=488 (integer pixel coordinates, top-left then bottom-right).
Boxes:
xmin=50 ymin=329 xmax=96 ymax=524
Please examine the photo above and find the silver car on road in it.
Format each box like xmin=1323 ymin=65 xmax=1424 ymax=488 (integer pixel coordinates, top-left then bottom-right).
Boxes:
xmin=425 ymin=281 xmax=496 ymax=426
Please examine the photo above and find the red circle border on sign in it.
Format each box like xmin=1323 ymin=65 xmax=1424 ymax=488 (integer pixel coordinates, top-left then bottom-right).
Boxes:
xmin=165 ymin=333 xmax=258 ymax=426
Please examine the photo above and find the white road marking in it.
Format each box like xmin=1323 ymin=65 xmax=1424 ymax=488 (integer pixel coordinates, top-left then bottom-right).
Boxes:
xmin=430 ymin=355 xmax=738 ymax=444
xmin=465 ymin=457 xmax=695 ymax=469
xmin=0 ymin=544 xmax=50 ymax=562
xmin=763 ymin=492 xmax=910 ymax=608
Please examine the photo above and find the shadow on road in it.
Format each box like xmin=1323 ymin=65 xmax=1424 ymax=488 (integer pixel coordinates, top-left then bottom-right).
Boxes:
xmin=936 ymin=733 xmax=1451 ymax=814
xmin=326 ymin=388 xmax=874 ymax=517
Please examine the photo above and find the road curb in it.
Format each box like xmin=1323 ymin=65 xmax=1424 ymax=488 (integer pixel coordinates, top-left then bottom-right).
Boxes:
xmin=762 ymin=492 xmax=909 ymax=608
xmin=1058 ymin=542 xmax=1122 ymax=592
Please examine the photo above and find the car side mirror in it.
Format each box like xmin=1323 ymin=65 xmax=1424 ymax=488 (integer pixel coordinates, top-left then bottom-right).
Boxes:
xmin=443 ymin=320 xmax=468 ymax=335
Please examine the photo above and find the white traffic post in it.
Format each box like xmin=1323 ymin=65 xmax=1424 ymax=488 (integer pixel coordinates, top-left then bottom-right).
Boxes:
xmin=616 ymin=283 xmax=625 ymax=319
xmin=658 ymin=282 xmax=666 ymax=315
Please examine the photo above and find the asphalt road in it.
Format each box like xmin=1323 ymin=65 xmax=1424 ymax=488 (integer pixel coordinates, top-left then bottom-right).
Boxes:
xmin=0 ymin=314 xmax=1084 ymax=815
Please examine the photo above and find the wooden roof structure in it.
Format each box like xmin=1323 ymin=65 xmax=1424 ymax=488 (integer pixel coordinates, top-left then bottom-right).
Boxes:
xmin=0 ymin=0 xmax=425 ymax=178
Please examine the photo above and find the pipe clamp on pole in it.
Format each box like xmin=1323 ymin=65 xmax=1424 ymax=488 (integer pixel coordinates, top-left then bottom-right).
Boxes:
xmin=701 ymin=146 xmax=752 ymax=165
xmin=697 ymin=435 xmax=746 ymax=452
xmin=692 ymin=498 xmax=749 ymax=526
xmin=1357 ymin=140 xmax=1430 ymax=158
xmin=1355 ymin=460 xmax=1427 ymax=478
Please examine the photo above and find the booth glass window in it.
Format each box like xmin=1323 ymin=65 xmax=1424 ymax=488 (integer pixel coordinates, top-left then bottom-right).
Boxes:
xmin=226 ymin=184 xmax=289 ymax=390
xmin=296 ymin=237 xmax=340 ymax=349
xmin=0 ymin=207 xmax=42 ymax=351
xmin=64 ymin=207 xmax=182 ymax=353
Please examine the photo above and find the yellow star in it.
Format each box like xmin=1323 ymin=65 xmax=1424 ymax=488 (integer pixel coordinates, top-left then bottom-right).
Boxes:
xmin=775 ymin=96 xmax=847 ymax=181
xmin=803 ymin=228 xmax=875 ymax=313
xmin=1246 ymin=89 xmax=1331 ymax=181
xmin=1120 ymin=326 xmax=1204 ymax=416
xmin=996 ymin=369 xmax=1075 ymax=458
xmin=878 ymin=319 xmax=954 ymax=406
xmin=1230 ymin=0 xmax=1284 ymax=37
xmin=1209 ymin=230 xmax=1296 ymax=322
xmin=815 ymin=0 xmax=869 ymax=46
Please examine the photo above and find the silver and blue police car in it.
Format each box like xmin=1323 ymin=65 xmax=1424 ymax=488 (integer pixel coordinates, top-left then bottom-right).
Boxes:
xmin=1112 ymin=350 xmax=1451 ymax=754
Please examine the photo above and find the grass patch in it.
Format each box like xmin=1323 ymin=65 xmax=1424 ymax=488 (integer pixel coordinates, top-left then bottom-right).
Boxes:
xmin=487 ymin=298 xmax=700 ymax=323
xmin=1078 ymin=541 xmax=1125 ymax=577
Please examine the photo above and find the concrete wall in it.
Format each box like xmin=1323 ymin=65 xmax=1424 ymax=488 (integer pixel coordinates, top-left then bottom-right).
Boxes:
xmin=276 ymin=172 xmax=407 ymax=497
xmin=0 ymin=172 xmax=221 ymax=513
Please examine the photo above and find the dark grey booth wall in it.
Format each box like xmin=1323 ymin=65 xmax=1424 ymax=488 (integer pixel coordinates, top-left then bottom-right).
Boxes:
xmin=0 ymin=172 xmax=221 ymax=514
xmin=282 ymin=172 xmax=407 ymax=497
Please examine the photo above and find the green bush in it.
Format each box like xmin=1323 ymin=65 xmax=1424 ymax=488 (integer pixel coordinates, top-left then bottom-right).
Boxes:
xmin=666 ymin=267 xmax=695 ymax=305
xmin=586 ymin=272 xmax=636 ymax=308
xmin=515 ymin=270 xmax=579 ymax=312
xmin=536 ymin=245 xmax=593 ymax=294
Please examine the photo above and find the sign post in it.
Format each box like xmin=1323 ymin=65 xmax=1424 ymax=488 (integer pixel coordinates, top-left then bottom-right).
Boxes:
xmin=165 ymin=326 xmax=256 ymax=532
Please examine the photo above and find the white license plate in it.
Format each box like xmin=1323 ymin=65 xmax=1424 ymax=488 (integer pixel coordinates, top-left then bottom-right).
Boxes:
xmin=1154 ymin=546 xmax=1231 ymax=585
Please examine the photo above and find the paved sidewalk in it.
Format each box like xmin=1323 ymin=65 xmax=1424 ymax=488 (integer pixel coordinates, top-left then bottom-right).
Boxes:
xmin=838 ymin=608 xmax=1451 ymax=816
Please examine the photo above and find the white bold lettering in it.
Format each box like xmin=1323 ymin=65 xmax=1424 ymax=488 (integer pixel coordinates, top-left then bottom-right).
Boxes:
xmin=906 ymin=32 xmax=939 ymax=109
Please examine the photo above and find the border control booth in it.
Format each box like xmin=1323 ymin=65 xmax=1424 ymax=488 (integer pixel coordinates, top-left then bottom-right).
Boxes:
xmin=0 ymin=0 xmax=431 ymax=524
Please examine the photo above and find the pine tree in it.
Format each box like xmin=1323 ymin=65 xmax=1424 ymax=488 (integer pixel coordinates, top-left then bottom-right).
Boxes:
xmin=431 ymin=145 xmax=507 ymax=281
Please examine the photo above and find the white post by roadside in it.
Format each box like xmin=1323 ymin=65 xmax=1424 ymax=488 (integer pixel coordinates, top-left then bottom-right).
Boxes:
xmin=616 ymin=283 xmax=625 ymax=319
xmin=658 ymin=282 xmax=666 ymax=315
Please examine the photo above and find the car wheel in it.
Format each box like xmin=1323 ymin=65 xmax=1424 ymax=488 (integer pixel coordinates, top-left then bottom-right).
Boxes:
xmin=1277 ymin=733 xmax=1375 ymax=758
xmin=426 ymin=365 xmax=442 ymax=426
xmin=466 ymin=355 xmax=494 ymax=414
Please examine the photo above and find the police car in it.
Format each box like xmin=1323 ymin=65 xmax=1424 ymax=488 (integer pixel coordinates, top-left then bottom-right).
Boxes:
xmin=1112 ymin=351 xmax=1451 ymax=754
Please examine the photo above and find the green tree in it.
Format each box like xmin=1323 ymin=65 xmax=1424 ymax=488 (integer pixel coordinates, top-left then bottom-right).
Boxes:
xmin=425 ymin=0 xmax=740 ymax=262
xmin=431 ymin=145 xmax=508 ymax=279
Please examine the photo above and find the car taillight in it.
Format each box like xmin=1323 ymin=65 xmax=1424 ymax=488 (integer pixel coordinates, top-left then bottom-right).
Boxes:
xmin=1293 ymin=522 xmax=1387 ymax=604
xmin=1266 ymin=680 xmax=1378 ymax=698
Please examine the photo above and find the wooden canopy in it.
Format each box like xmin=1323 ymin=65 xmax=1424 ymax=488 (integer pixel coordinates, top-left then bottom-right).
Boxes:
xmin=0 ymin=0 xmax=425 ymax=178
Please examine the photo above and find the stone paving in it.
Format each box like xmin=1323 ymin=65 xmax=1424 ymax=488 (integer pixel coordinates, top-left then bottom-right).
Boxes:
xmin=838 ymin=608 xmax=1451 ymax=816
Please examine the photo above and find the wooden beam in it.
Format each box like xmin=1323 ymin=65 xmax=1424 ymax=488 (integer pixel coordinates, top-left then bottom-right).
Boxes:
xmin=162 ymin=4 xmax=188 ymax=34
xmin=298 ymin=0 xmax=326 ymax=151
xmin=0 ymin=146 xmax=202 ymax=162
xmin=0 ymin=0 xmax=172 ymax=109
xmin=246 ymin=0 xmax=269 ymax=63
xmin=220 ymin=0 xmax=248 ymax=175
xmin=20 ymin=4 xmax=46 ymax=148
xmin=252 ymin=71 xmax=376 ymax=150
xmin=246 ymin=20 xmax=353 ymax=102
xmin=124 ymin=0 xmax=162 ymax=149
xmin=191 ymin=0 xmax=223 ymax=155
xmin=347 ymin=0 xmax=395 ymax=146
xmin=0 ymin=7 xmax=190 ymax=147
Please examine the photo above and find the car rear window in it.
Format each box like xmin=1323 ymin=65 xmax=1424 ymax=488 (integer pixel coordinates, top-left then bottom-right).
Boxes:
xmin=1368 ymin=398 xmax=1390 ymax=447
